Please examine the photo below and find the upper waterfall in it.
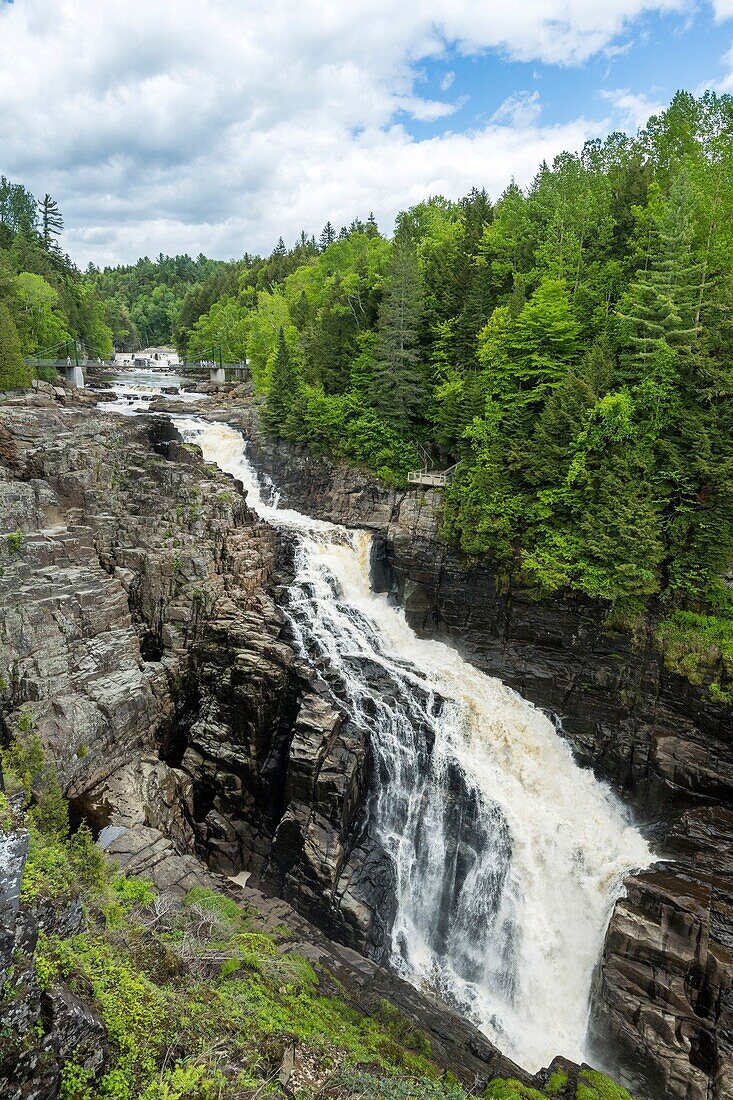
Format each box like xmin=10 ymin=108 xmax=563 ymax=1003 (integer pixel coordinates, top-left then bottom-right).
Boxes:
xmin=174 ymin=414 xmax=653 ymax=1073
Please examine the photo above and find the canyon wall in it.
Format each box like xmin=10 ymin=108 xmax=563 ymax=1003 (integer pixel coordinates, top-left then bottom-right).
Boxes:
xmin=0 ymin=399 xmax=391 ymax=957
xmin=3 ymin=391 xmax=731 ymax=1099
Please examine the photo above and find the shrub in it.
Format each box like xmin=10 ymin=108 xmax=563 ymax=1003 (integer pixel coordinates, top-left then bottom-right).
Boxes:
xmin=6 ymin=530 xmax=23 ymax=554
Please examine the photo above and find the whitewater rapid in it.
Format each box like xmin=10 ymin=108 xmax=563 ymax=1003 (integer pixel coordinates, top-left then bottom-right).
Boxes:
xmin=170 ymin=414 xmax=653 ymax=1072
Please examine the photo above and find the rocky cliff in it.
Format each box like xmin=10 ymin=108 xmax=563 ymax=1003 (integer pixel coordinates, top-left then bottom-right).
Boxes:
xmin=1 ymin=392 xmax=548 ymax=1097
xmin=214 ymin=406 xmax=733 ymax=1100
xmin=0 ymin=397 xmax=391 ymax=957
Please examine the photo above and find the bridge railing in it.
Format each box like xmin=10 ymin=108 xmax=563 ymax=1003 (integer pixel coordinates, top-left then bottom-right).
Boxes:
xmin=407 ymin=462 xmax=459 ymax=489
xmin=181 ymin=365 xmax=249 ymax=378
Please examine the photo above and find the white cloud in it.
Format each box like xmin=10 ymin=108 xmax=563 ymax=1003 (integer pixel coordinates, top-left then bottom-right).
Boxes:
xmin=440 ymin=70 xmax=456 ymax=91
xmin=711 ymin=0 xmax=733 ymax=20
xmin=394 ymin=95 xmax=459 ymax=121
xmin=599 ymin=88 xmax=666 ymax=129
xmin=491 ymin=90 xmax=543 ymax=127
xmin=0 ymin=0 xmax=692 ymax=265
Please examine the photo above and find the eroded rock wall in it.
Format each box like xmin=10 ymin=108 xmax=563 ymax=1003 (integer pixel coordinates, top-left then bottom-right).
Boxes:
xmin=0 ymin=399 xmax=387 ymax=960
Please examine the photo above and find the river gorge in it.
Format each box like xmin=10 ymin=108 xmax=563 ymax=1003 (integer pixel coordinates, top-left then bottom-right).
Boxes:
xmin=1 ymin=371 xmax=731 ymax=1100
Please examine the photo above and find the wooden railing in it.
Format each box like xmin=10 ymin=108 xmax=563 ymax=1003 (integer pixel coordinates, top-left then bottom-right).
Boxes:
xmin=407 ymin=463 xmax=459 ymax=488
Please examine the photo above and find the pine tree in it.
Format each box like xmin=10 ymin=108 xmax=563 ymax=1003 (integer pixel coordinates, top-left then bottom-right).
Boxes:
xmin=365 ymin=212 xmax=380 ymax=238
xmin=371 ymin=245 xmax=426 ymax=425
xmin=319 ymin=222 xmax=336 ymax=250
xmin=618 ymin=172 xmax=701 ymax=364
xmin=0 ymin=301 xmax=33 ymax=390
xmin=262 ymin=327 xmax=299 ymax=434
xmin=38 ymin=194 xmax=63 ymax=251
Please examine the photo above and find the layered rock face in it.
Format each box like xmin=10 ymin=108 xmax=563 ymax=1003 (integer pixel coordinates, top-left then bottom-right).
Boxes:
xmin=0 ymin=394 xmax=541 ymax=1096
xmin=0 ymin=400 xmax=373 ymax=954
xmin=215 ymin=412 xmax=733 ymax=1100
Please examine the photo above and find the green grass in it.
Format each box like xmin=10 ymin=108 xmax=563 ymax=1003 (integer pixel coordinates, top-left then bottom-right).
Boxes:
xmin=656 ymin=610 xmax=733 ymax=701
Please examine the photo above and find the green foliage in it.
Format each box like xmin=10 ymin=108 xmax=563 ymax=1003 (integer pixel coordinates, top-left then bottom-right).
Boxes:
xmin=184 ymin=885 xmax=243 ymax=924
xmin=0 ymin=791 xmax=15 ymax=832
xmin=262 ymin=327 xmax=300 ymax=433
xmin=545 ymin=1069 xmax=570 ymax=1096
xmin=337 ymin=1068 xmax=466 ymax=1100
xmin=87 ymin=254 xmax=230 ymax=351
xmin=6 ymin=529 xmax=23 ymax=553
xmin=0 ymin=300 xmax=32 ymax=389
xmin=0 ymin=175 xmax=113 ymax=362
xmin=657 ymin=611 xmax=733 ymax=700
xmin=482 ymin=1081 xmax=546 ymax=1100
xmin=576 ymin=1069 xmax=634 ymax=1100
xmin=371 ymin=244 xmax=427 ymax=426
xmin=60 ymin=1061 xmax=93 ymax=1100
xmin=13 ymin=272 xmax=71 ymax=355
xmin=482 ymin=1070 xmax=632 ymax=1100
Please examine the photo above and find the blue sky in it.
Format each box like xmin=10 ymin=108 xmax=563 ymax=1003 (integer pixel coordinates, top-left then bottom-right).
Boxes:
xmin=408 ymin=6 xmax=730 ymax=139
xmin=0 ymin=0 xmax=731 ymax=265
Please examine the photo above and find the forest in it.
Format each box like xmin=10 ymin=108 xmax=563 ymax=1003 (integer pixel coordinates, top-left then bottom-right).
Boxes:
xmin=3 ymin=90 xmax=732 ymax=676
xmin=166 ymin=92 xmax=733 ymax=647
xmin=0 ymin=180 xmax=113 ymax=386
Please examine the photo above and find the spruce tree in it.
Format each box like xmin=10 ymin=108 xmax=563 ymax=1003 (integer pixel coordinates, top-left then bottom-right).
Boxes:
xmin=371 ymin=244 xmax=426 ymax=426
xmin=319 ymin=222 xmax=336 ymax=250
xmin=365 ymin=212 xmax=379 ymax=238
xmin=0 ymin=301 xmax=33 ymax=390
xmin=618 ymin=172 xmax=701 ymax=364
xmin=262 ymin=327 xmax=299 ymax=435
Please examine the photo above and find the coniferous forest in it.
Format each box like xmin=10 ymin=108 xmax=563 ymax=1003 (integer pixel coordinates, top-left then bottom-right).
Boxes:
xmin=161 ymin=92 xmax=733 ymax=672
xmin=5 ymin=90 xmax=733 ymax=684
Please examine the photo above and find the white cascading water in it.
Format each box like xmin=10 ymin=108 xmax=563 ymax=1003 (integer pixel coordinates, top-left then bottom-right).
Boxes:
xmin=169 ymin=414 xmax=653 ymax=1072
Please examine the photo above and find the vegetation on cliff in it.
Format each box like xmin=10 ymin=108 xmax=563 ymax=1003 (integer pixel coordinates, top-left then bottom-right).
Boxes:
xmin=1 ymin=729 xmax=634 ymax=1100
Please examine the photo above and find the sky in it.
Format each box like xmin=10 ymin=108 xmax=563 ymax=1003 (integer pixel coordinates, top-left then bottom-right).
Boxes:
xmin=1 ymin=0 xmax=732 ymax=268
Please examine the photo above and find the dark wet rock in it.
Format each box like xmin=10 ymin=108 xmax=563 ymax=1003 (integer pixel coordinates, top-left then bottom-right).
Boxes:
xmin=33 ymin=896 xmax=85 ymax=939
xmin=593 ymin=805 xmax=733 ymax=1100
xmin=42 ymin=984 xmax=109 ymax=1073
xmin=0 ymin=401 xmax=394 ymax=964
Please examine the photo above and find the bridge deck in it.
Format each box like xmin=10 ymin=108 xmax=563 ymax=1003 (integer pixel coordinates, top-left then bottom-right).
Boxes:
xmin=407 ymin=463 xmax=458 ymax=488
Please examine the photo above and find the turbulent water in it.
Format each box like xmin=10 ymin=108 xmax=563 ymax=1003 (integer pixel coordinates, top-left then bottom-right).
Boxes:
xmin=98 ymin=371 xmax=652 ymax=1070
xmin=170 ymin=414 xmax=653 ymax=1071
xmin=103 ymin=367 xmax=208 ymax=414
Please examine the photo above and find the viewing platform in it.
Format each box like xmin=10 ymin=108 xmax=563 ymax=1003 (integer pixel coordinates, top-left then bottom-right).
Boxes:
xmin=407 ymin=463 xmax=458 ymax=489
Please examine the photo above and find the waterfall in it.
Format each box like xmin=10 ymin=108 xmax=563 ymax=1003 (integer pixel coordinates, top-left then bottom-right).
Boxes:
xmin=172 ymin=415 xmax=653 ymax=1072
